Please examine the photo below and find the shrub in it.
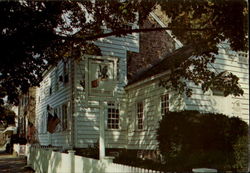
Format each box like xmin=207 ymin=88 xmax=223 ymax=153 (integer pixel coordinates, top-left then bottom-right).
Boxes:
xmin=75 ymin=141 xmax=99 ymax=159
xmin=157 ymin=110 xmax=248 ymax=172
xmin=113 ymin=150 xmax=165 ymax=171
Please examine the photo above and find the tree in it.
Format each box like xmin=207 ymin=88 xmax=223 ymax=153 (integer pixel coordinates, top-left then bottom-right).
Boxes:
xmin=0 ymin=105 xmax=16 ymax=128
xmin=157 ymin=111 xmax=248 ymax=172
xmin=0 ymin=0 xmax=248 ymax=106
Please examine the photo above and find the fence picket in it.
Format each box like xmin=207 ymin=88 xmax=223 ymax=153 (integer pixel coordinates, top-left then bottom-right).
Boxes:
xmin=28 ymin=146 xmax=163 ymax=173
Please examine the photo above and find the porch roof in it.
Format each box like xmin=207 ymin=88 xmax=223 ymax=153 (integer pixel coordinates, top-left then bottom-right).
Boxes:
xmin=127 ymin=45 xmax=193 ymax=86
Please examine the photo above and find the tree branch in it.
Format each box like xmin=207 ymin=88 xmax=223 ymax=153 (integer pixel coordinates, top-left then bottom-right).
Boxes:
xmin=65 ymin=26 xmax=215 ymax=42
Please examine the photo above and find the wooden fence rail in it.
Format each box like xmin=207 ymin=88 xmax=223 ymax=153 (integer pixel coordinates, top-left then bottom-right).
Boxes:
xmin=27 ymin=146 xmax=165 ymax=173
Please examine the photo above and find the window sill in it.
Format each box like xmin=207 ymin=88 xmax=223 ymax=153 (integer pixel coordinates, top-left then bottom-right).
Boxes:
xmin=106 ymin=128 xmax=121 ymax=131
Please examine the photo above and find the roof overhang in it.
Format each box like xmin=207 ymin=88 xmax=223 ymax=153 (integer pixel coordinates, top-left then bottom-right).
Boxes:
xmin=2 ymin=126 xmax=17 ymax=134
xmin=125 ymin=70 xmax=170 ymax=91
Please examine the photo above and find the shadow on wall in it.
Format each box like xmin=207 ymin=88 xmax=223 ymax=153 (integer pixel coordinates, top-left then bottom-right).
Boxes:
xmin=126 ymin=83 xmax=185 ymax=155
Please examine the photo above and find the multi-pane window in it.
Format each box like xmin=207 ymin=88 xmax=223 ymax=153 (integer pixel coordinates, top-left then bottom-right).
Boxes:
xmin=161 ymin=94 xmax=169 ymax=116
xmin=107 ymin=102 xmax=119 ymax=129
xmin=137 ymin=102 xmax=144 ymax=130
xmin=62 ymin=104 xmax=68 ymax=131
xmin=238 ymin=52 xmax=248 ymax=63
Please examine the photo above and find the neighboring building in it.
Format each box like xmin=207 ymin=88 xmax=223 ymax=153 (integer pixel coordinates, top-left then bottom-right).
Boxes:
xmin=0 ymin=126 xmax=6 ymax=146
xmin=18 ymin=87 xmax=37 ymax=143
xmin=31 ymin=11 xmax=249 ymax=161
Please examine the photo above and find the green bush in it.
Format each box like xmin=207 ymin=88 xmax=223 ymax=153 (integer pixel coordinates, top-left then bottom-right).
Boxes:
xmin=113 ymin=150 xmax=165 ymax=171
xmin=157 ymin=110 xmax=248 ymax=172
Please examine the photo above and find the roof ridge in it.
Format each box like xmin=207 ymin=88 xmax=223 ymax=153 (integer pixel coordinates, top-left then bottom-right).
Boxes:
xmin=127 ymin=45 xmax=193 ymax=85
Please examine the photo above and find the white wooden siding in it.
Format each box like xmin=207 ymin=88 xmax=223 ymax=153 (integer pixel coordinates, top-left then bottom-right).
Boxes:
xmin=126 ymin=81 xmax=184 ymax=150
xmin=35 ymin=60 xmax=73 ymax=147
xmin=125 ymin=43 xmax=248 ymax=151
xmin=184 ymin=43 xmax=249 ymax=123
xmin=74 ymin=99 xmax=128 ymax=149
xmin=94 ymin=32 xmax=139 ymax=88
xmin=73 ymin=31 xmax=139 ymax=149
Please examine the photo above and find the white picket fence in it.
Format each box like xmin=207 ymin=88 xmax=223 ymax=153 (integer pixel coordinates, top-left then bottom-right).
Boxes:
xmin=27 ymin=146 xmax=164 ymax=173
xmin=13 ymin=143 xmax=27 ymax=156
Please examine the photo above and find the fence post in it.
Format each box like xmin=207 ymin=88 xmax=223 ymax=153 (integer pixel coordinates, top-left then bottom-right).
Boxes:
xmin=101 ymin=156 xmax=114 ymax=172
xmin=26 ymin=144 xmax=31 ymax=166
xmin=17 ymin=144 xmax=20 ymax=156
xmin=68 ymin=150 xmax=75 ymax=173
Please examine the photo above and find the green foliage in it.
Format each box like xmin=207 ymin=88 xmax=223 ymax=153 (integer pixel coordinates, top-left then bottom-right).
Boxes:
xmin=157 ymin=111 xmax=248 ymax=172
xmin=79 ymin=141 xmax=100 ymax=159
xmin=0 ymin=106 xmax=16 ymax=127
xmin=114 ymin=150 xmax=164 ymax=171
xmin=0 ymin=0 xmax=248 ymax=106
xmin=159 ymin=0 xmax=248 ymax=51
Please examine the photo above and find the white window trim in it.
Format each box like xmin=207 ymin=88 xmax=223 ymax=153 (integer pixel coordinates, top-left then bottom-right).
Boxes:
xmin=107 ymin=102 xmax=120 ymax=130
xmin=161 ymin=93 xmax=170 ymax=116
xmin=40 ymin=112 xmax=47 ymax=134
xmin=54 ymin=66 xmax=59 ymax=92
xmin=63 ymin=60 xmax=70 ymax=85
xmin=62 ymin=103 xmax=69 ymax=131
xmin=136 ymin=101 xmax=144 ymax=131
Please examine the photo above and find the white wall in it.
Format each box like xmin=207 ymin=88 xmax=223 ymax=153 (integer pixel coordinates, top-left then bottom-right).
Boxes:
xmin=36 ymin=60 xmax=73 ymax=147
xmin=35 ymin=25 xmax=139 ymax=149
xmin=125 ymin=42 xmax=249 ymax=151
xmin=126 ymin=79 xmax=184 ymax=150
xmin=73 ymin=56 xmax=128 ymax=149
xmin=73 ymin=30 xmax=139 ymax=149
xmin=184 ymin=42 xmax=249 ymax=123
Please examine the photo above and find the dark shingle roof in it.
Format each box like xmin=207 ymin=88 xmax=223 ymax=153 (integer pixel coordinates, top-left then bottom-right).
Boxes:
xmin=127 ymin=45 xmax=193 ymax=86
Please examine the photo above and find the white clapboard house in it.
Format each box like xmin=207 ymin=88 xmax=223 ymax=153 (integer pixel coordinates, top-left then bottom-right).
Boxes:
xmin=34 ymin=12 xmax=249 ymax=159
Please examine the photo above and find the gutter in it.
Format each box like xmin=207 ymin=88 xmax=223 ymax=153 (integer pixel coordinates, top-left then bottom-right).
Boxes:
xmin=125 ymin=70 xmax=170 ymax=91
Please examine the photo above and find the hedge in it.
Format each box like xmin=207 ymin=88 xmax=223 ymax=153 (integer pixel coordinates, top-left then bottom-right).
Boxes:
xmin=157 ymin=110 xmax=248 ymax=172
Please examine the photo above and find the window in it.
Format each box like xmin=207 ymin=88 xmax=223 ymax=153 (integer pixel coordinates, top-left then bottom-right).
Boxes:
xmin=57 ymin=106 xmax=62 ymax=131
xmin=49 ymin=86 xmax=52 ymax=95
xmin=212 ymin=88 xmax=224 ymax=96
xmin=54 ymin=108 xmax=58 ymax=118
xmin=63 ymin=61 xmax=69 ymax=84
xmin=62 ymin=104 xmax=68 ymax=131
xmin=20 ymin=117 xmax=26 ymax=135
xmin=54 ymin=67 xmax=59 ymax=91
xmin=238 ymin=52 xmax=248 ymax=63
xmin=116 ymin=58 xmax=120 ymax=81
xmin=122 ymin=24 xmax=133 ymax=30
xmin=137 ymin=102 xmax=144 ymax=130
xmin=161 ymin=94 xmax=169 ymax=116
xmin=107 ymin=102 xmax=119 ymax=129
xmin=40 ymin=112 xmax=47 ymax=134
